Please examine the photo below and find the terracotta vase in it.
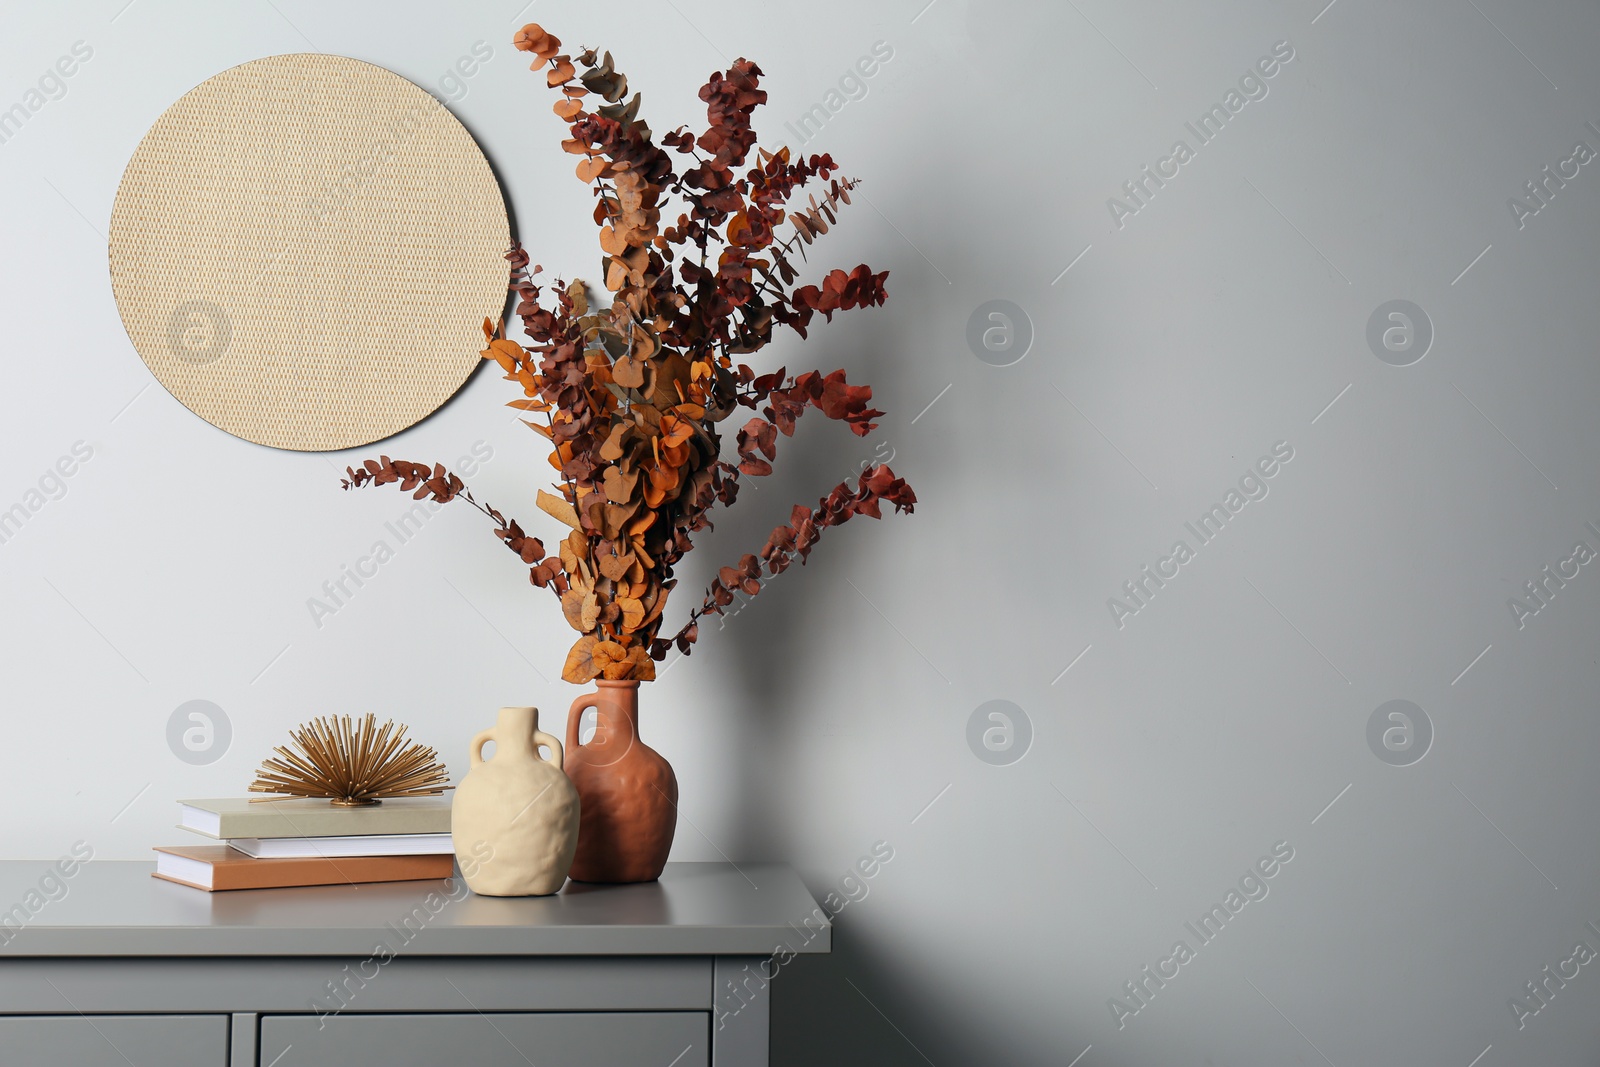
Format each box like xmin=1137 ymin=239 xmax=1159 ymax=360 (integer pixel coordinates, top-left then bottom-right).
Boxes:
xmin=452 ymin=706 xmax=580 ymax=896
xmin=564 ymin=680 xmax=678 ymax=883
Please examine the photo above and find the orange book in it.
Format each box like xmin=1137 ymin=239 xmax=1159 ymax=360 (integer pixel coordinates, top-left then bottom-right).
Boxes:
xmin=153 ymin=844 xmax=454 ymax=891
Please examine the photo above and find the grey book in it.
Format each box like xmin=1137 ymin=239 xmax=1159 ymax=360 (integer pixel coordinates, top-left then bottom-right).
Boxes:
xmin=178 ymin=797 xmax=452 ymax=840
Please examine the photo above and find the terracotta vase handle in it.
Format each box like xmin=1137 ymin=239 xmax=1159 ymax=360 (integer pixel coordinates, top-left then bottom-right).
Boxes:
xmin=533 ymin=730 xmax=564 ymax=771
xmin=567 ymin=692 xmax=602 ymax=754
xmin=470 ymin=728 xmax=496 ymax=768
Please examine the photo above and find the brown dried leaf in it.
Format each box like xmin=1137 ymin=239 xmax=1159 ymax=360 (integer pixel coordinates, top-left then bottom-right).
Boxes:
xmin=602 ymin=500 xmax=640 ymax=539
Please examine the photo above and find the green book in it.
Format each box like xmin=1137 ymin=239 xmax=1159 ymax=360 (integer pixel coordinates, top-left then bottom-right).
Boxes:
xmin=178 ymin=797 xmax=452 ymax=840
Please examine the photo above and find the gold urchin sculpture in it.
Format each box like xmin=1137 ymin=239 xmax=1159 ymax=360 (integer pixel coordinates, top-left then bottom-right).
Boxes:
xmin=249 ymin=713 xmax=452 ymax=806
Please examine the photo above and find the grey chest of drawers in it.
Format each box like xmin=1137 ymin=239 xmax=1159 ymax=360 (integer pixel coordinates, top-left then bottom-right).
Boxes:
xmin=0 ymin=861 xmax=829 ymax=1066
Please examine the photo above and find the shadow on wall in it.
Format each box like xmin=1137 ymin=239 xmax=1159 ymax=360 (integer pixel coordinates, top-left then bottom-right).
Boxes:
xmin=712 ymin=285 xmax=919 ymax=855
xmin=692 ymin=3 xmax=1075 ymax=1053
xmin=708 ymin=248 xmax=968 ymax=1064
xmin=773 ymin=949 xmax=948 ymax=1067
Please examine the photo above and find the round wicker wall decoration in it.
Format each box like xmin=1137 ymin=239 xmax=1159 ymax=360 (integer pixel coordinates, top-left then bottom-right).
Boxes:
xmin=109 ymin=53 xmax=510 ymax=451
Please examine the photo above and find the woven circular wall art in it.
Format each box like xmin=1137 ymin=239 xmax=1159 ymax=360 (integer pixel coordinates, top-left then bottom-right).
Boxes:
xmin=109 ymin=53 xmax=510 ymax=451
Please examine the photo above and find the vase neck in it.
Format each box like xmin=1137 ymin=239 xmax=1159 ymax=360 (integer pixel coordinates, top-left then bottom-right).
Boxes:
xmin=595 ymin=683 xmax=640 ymax=741
xmin=494 ymin=706 xmax=539 ymax=757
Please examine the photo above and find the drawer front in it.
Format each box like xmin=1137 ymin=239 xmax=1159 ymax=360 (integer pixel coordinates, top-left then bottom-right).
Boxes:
xmin=261 ymin=1011 xmax=708 ymax=1067
xmin=0 ymin=1014 xmax=228 ymax=1067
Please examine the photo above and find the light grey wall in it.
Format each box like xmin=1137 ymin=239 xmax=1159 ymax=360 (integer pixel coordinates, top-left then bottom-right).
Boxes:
xmin=3 ymin=0 xmax=1599 ymax=1062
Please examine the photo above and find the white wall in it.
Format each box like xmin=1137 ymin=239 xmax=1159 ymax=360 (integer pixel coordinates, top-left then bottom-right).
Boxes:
xmin=5 ymin=0 xmax=1600 ymax=1062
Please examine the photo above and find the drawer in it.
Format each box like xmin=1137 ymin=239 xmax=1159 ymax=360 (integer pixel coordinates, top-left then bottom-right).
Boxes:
xmin=0 ymin=1014 xmax=228 ymax=1066
xmin=260 ymin=1011 xmax=708 ymax=1066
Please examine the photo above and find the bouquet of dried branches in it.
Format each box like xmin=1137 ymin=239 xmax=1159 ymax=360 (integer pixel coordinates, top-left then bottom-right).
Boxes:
xmin=345 ymin=24 xmax=915 ymax=683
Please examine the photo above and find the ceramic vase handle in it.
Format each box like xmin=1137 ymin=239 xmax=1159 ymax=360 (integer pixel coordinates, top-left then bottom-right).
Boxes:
xmin=470 ymin=728 xmax=496 ymax=768
xmin=567 ymin=692 xmax=602 ymax=753
xmin=533 ymin=730 xmax=564 ymax=771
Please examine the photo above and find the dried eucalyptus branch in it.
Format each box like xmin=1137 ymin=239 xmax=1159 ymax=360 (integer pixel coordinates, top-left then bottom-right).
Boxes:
xmin=341 ymin=24 xmax=913 ymax=683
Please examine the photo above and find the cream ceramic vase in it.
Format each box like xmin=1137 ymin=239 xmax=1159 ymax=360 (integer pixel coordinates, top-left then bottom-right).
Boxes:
xmin=452 ymin=706 xmax=580 ymax=897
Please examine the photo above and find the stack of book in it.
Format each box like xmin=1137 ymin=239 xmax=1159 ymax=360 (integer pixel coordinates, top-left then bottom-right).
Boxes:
xmin=152 ymin=796 xmax=454 ymax=892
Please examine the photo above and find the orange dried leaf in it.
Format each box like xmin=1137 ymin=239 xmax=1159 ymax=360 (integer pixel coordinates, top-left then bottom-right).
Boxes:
xmin=602 ymin=465 xmax=640 ymax=502
xmin=514 ymin=25 xmax=560 ymax=61
xmin=626 ymin=509 xmax=655 ymax=536
xmin=537 ymin=489 xmax=580 ymax=529
xmin=598 ymin=549 xmax=634 ymax=583
xmin=604 ymin=256 xmax=630 ymax=290
xmin=624 ymin=645 xmax=655 ymax=681
xmin=561 ymin=589 xmax=588 ymax=632
xmin=579 ymin=592 xmax=601 ymax=631
xmin=592 ymin=640 xmax=632 ymax=680
xmin=562 ymin=635 xmax=600 ymax=684
xmin=612 ymin=355 xmax=647 ymax=389
xmin=547 ymin=57 xmax=576 ymax=86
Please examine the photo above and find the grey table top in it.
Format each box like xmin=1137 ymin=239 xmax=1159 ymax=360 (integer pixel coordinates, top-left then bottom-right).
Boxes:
xmin=0 ymin=861 xmax=830 ymax=958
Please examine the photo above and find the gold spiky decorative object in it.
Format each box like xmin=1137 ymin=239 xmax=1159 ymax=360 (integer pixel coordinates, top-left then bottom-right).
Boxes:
xmin=249 ymin=714 xmax=452 ymax=806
